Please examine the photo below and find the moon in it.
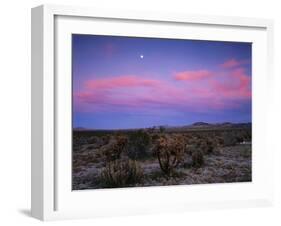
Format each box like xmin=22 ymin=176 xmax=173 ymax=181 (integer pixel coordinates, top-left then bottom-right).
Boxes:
xmin=140 ymin=55 xmax=144 ymax=59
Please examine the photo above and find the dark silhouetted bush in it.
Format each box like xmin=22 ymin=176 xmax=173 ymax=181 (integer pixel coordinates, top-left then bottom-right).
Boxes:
xmin=159 ymin=126 xmax=165 ymax=133
xmin=223 ymin=132 xmax=237 ymax=146
xmin=205 ymin=138 xmax=217 ymax=154
xmin=127 ymin=130 xmax=151 ymax=159
xmin=191 ymin=149 xmax=204 ymax=167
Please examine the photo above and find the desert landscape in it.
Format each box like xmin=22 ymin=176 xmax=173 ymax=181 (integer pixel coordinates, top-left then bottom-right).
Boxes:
xmin=72 ymin=35 xmax=252 ymax=190
xmin=72 ymin=122 xmax=251 ymax=190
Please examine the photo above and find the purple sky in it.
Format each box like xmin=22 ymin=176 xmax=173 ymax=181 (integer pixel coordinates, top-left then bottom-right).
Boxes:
xmin=72 ymin=34 xmax=252 ymax=129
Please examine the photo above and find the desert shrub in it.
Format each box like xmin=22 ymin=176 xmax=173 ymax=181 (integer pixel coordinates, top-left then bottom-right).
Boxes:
xmin=100 ymin=135 xmax=128 ymax=161
xmin=192 ymin=136 xmax=215 ymax=154
xmin=149 ymin=170 xmax=165 ymax=181
xmin=244 ymin=130 xmax=252 ymax=141
xmin=185 ymin=143 xmax=197 ymax=155
xmin=239 ymin=146 xmax=252 ymax=158
xmin=127 ymin=130 xmax=151 ymax=159
xmin=233 ymin=131 xmax=244 ymax=143
xmin=147 ymin=127 xmax=156 ymax=133
xmin=78 ymin=153 xmax=98 ymax=164
xmin=248 ymin=129 xmax=252 ymax=138
xmin=155 ymin=135 xmax=185 ymax=177
xmin=88 ymin=135 xmax=110 ymax=148
xmin=215 ymin=136 xmax=224 ymax=146
xmin=159 ymin=126 xmax=166 ymax=133
xmin=222 ymin=132 xmax=237 ymax=146
xmin=100 ymin=159 xmax=143 ymax=188
xmin=198 ymin=140 xmax=208 ymax=154
xmin=191 ymin=149 xmax=204 ymax=167
xmin=185 ymin=144 xmax=204 ymax=168
xmin=151 ymin=133 xmax=160 ymax=141
xmin=205 ymin=138 xmax=217 ymax=154
xmin=187 ymin=135 xmax=198 ymax=146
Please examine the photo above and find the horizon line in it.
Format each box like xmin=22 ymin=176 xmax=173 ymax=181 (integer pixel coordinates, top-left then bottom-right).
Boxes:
xmin=73 ymin=121 xmax=252 ymax=131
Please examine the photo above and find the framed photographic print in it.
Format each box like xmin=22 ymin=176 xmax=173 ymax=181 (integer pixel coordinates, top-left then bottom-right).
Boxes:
xmin=31 ymin=4 xmax=274 ymax=221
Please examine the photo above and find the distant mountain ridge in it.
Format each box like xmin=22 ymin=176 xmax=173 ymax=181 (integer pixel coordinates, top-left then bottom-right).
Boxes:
xmin=74 ymin=127 xmax=88 ymax=131
xmin=73 ymin=122 xmax=251 ymax=131
xmin=192 ymin=122 xmax=210 ymax=126
xmin=187 ymin=122 xmax=251 ymax=129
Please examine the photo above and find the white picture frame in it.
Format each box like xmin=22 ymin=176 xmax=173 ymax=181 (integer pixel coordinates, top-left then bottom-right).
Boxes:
xmin=31 ymin=4 xmax=274 ymax=221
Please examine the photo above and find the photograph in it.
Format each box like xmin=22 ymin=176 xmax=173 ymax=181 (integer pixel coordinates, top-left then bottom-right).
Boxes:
xmin=72 ymin=34 xmax=252 ymax=190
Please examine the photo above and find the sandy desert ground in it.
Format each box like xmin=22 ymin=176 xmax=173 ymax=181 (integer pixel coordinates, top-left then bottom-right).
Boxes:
xmin=72 ymin=123 xmax=251 ymax=190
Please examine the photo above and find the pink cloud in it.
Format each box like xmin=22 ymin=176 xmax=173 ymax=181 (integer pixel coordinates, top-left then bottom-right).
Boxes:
xmin=220 ymin=58 xmax=249 ymax=69
xmin=174 ymin=70 xmax=213 ymax=81
xmin=76 ymin=76 xmax=186 ymax=112
xmin=221 ymin=59 xmax=240 ymax=68
xmin=211 ymin=68 xmax=251 ymax=100
xmin=74 ymin=91 xmax=107 ymax=104
xmin=74 ymin=64 xmax=251 ymax=114
xmin=85 ymin=75 xmax=161 ymax=90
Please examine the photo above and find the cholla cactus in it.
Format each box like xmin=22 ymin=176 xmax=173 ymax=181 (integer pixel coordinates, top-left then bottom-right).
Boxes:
xmin=155 ymin=135 xmax=185 ymax=177
xmin=102 ymin=135 xmax=128 ymax=161
xmin=100 ymin=159 xmax=143 ymax=188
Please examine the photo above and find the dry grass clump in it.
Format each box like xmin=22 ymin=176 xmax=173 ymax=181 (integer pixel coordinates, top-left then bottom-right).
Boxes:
xmin=100 ymin=159 xmax=143 ymax=188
